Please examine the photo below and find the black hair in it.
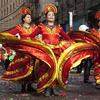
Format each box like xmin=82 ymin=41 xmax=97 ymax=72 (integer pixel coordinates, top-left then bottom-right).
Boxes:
xmin=21 ymin=13 xmax=32 ymax=24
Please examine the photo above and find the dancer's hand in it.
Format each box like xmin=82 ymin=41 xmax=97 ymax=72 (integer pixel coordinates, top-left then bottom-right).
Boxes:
xmin=15 ymin=33 xmax=20 ymax=39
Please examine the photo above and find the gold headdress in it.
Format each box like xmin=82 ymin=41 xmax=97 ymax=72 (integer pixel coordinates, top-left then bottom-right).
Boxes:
xmin=19 ymin=7 xmax=31 ymax=15
xmin=44 ymin=3 xmax=57 ymax=14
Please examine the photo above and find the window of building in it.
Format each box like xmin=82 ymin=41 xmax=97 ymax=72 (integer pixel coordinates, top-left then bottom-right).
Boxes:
xmin=0 ymin=1 xmax=2 ymax=7
xmin=13 ymin=2 xmax=15 ymax=10
xmin=1 ymin=10 xmax=3 ymax=18
xmin=7 ymin=7 xmax=8 ymax=15
xmin=4 ymin=0 xmax=5 ymax=5
xmin=0 ymin=11 xmax=1 ymax=19
xmin=7 ymin=0 xmax=8 ymax=4
xmin=4 ymin=9 xmax=6 ymax=16
xmin=12 ymin=3 xmax=13 ymax=12
xmin=2 ymin=0 xmax=4 ymax=6
xmin=10 ymin=4 xmax=12 ymax=12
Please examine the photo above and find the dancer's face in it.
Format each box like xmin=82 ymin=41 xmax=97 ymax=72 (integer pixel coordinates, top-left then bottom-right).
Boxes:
xmin=46 ymin=11 xmax=55 ymax=22
xmin=23 ymin=14 xmax=32 ymax=24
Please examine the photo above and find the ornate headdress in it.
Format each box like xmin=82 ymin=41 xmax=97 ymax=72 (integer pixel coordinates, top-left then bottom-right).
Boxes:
xmin=44 ymin=3 xmax=57 ymax=14
xmin=95 ymin=11 xmax=100 ymax=20
xmin=19 ymin=7 xmax=31 ymax=15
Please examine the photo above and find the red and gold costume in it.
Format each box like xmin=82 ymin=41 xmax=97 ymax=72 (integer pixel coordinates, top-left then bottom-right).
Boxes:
xmin=1 ymin=24 xmax=38 ymax=84
xmin=9 ymin=24 xmax=37 ymax=40
xmin=1 ymin=7 xmax=38 ymax=84
xmin=91 ymin=29 xmax=100 ymax=85
xmin=31 ymin=23 xmax=99 ymax=92
xmin=31 ymin=23 xmax=72 ymax=92
xmin=0 ymin=24 xmax=100 ymax=93
xmin=0 ymin=4 xmax=100 ymax=93
xmin=68 ymin=30 xmax=100 ymax=85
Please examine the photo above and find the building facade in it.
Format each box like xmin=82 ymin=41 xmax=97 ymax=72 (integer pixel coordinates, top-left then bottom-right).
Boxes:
xmin=0 ymin=0 xmax=26 ymax=32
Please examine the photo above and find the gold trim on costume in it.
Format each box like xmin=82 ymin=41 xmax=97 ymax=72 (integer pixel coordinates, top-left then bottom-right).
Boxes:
xmin=0 ymin=33 xmax=57 ymax=93
xmin=23 ymin=27 xmax=32 ymax=34
xmin=46 ymin=26 xmax=56 ymax=34
xmin=95 ymin=74 xmax=100 ymax=84
xmin=57 ymin=43 xmax=99 ymax=87
xmin=38 ymin=73 xmax=48 ymax=82
xmin=2 ymin=65 xmax=33 ymax=81
xmin=44 ymin=3 xmax=57 ymax=14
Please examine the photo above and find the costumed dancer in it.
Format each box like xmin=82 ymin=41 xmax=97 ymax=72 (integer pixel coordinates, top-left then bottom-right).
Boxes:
xmin=91 ymin=11 xmax=100 ymax=88
xmin=91 ymin=11 xmax=100 ymax=37
xmin=68 ymin=11 xmax=100 ymax=89
xmin=2 ymin=7 xmax=38 ymax=92
xmin=31 ymin=3 xmax=71 ymax=96
xmin=31 ymin=3 xmax=99 ymax=96
xmin=1 ymin=4 xmax=99 ymax=97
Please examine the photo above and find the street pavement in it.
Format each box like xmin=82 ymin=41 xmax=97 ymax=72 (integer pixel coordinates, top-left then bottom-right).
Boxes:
xmin=0 ymin=65 xmax=100 ymax=100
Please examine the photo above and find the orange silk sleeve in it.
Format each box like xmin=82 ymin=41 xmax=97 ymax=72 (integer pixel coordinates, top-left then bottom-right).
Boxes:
xmin=9 ymin=27 xmax=20 ymax=35
xmin=60 ymin=27 xmax=70 ymax=41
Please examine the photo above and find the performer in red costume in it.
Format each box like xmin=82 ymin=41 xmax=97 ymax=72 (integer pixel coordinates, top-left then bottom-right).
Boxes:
xmin=1 ymin=4 xmax=99 ymax=96
xmin=91 ymin=11 xmax=100 ymax=88
xmin=2 ymin=7 xmax=38 ymax=92
xmin=30 ymin=3 xmax=72 ymax=96
xmin=68 ymin=11 xmax=100 ymax=89
xmin=91 ymin=11 xmax=100 ymax=37
xmin=31 ymin=4 xmax=100 ymax=96
xmin=9 ymin=7 xmax=37 ymax=40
